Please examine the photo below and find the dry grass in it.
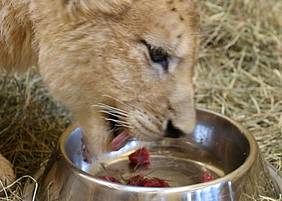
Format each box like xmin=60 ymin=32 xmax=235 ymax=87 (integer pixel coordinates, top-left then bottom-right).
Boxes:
xmin=0 ymin=73 xmax=71 ymax=177
xmin=0 ymin=0 xmax=281 ymax=200
xmin=196 ymin=0 xmax=282 ymax=173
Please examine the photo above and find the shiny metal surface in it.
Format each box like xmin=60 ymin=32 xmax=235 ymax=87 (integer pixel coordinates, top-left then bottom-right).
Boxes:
xmin=35 ymin=109 xmax=281 ymax=201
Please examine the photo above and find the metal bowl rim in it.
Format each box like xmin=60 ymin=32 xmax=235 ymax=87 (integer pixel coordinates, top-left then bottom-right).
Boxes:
xmin=59 ymin=108 xmax=258 ymax=192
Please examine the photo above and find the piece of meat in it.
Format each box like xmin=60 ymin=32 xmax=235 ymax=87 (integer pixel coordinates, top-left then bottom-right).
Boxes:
xmin=127 ymin=175 xmax=145 ymax=186
xmin=98 ymin=176 xmax=121 ymax=184
xmin=128 ymin=148 xmax=150 ymax=167
xmin=142 ymin=178 xmax=170 ymax=187
xmin=98 ymin=147 xmax=169 ymax=187
xmin=111 ymin=131 xmax=131 ymax=151
xmin=202 ymin=171 xmax=214 ymax=182
xmin=100 ymin=147 xmax=169 ymax=187
xmin=127 ymin=174 xmax=170 ymax=187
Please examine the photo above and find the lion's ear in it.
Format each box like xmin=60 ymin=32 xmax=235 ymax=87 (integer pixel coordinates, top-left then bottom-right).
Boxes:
xmin=65 ymin=0 xmax=132 ymax=15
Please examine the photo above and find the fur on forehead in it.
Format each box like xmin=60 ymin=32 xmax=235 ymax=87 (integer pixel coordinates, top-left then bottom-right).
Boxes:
xmin=63 ymin=0 xmax=132 ymax=15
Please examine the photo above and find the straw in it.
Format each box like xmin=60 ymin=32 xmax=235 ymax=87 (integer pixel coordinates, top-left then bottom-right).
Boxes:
xmin=0 ymin=0 xmax=281 ymax=200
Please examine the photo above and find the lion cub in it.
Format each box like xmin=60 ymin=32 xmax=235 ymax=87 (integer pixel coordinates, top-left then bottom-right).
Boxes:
xmin=0 ymin=0 xmax=200 ymax=184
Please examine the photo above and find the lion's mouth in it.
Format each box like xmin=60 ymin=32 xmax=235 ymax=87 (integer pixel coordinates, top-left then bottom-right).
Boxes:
xmin=107 ymin=112 xmax=132 ymax=151
xmin=110 ymin=131 xmax=131 ymax=151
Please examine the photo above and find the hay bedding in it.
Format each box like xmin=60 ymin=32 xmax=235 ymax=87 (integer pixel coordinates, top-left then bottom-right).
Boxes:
xmin=0 ymin=0 xmax=281 ymax=200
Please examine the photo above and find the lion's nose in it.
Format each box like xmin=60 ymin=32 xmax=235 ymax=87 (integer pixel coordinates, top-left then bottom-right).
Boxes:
xmin=164 ymin=120 xmax=186 ymax=138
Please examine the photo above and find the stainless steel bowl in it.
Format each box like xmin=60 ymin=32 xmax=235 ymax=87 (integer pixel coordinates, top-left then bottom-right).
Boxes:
xmin=26 ymin=109 xmax=282 ymax=201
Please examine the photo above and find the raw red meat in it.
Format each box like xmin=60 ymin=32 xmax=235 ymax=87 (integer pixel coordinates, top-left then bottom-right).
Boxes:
xmin=99 ymin=176 xmax=121 ymax=184
xmin=142 ymin=178 xmax=170 ymax=187
xmin=128 ymin=148 xmax=150 ymax=167
xmin=99 ymin=148 xmax=169 ymax=187
xmin=202 ymin=171 xmax=214 ymax=182
xmin=127 ymin=175 xmax=145 ymax=186
xmin=127 ymin=175 xmax=170 ymax=187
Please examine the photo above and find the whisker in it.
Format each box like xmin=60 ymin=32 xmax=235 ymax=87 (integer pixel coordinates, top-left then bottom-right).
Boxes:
xmin=97 ymin=103 xmax=128 ymax=113
xmin=93 ymin=98 xmax=166 ymax=138
xmin=104 ymin=119 xmax=133 ymax=129
xmin=105 ymin=118 xmax=131 ymax=126
xmin=135 ymin=126 xmax=158 ymax=140
xmin=93 ymin=103 xmax=129 ymax=116
xmin=107 ymin=109 xmax=129 ymax=118
xmin=109 ymin=124 xmax=132 ymax=131
xmin=116 ymin=125 xmax=133 ymax=129
xmin=110 ymin=126 xmax=123 ymax=132
xmin=147 ymin=112 xmax=163 ymax=127
xmin=101 ymin=94 xmax=136 ymax=109
xmin=143 ymin=104 xmax=166 ymax=119
xmin=101 ymin=95 xmax=158 ymax=124
xmin=114 ymin=124 xmax=133 ymax=129
xmin=134 ymin=118 xmax=161 ymax=138
xmin=99 ymin=110 xmax=128 ymax=119
xmin=135 ymin=108 xmax=163 ymax=129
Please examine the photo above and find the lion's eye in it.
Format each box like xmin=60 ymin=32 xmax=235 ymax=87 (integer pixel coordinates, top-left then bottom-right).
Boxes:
xmin=142 ymin=40 xmax=169 ymax=72
xmin=149 ymin=47 xmax=169 ymax=71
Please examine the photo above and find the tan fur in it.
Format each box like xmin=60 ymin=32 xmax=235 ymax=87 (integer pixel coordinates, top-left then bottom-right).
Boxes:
xmin=0 ymin=154 xmax=14 ymax=186
xmin=0 ymin=0 xmax=200 ymax=182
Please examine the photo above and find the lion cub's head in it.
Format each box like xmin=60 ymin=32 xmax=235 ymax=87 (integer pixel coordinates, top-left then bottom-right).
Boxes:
xmin=33 ymin=0 xmax=200 ymax=154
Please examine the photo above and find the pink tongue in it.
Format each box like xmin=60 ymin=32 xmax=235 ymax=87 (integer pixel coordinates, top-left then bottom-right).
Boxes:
xmin=111 ymin=131 xmax=131 ymax=151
